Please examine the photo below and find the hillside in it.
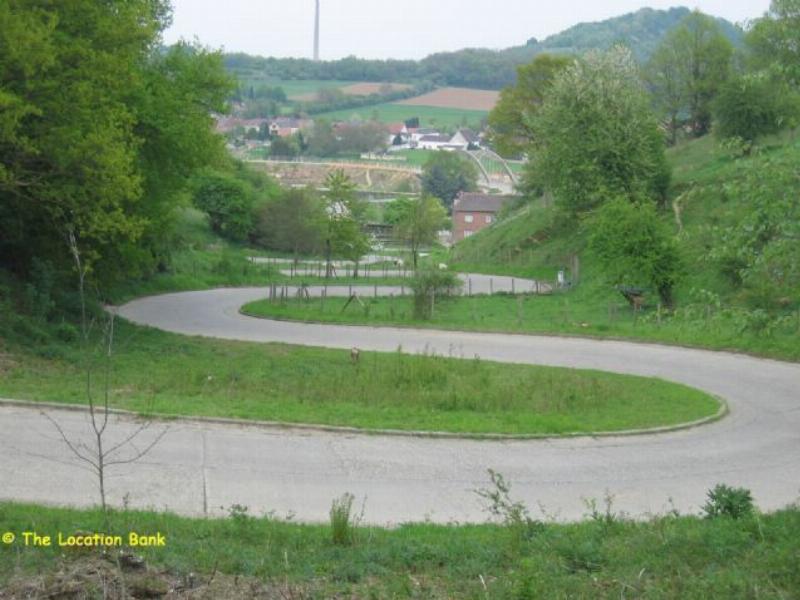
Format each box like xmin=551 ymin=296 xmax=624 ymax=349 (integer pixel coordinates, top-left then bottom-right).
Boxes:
xmin=444 ymin=133 xmax=800 ymax=359
xmin=224 ymin=7 xmax=743 ymax=91
xmin=506 ymin=6 xmax=743 ymax=64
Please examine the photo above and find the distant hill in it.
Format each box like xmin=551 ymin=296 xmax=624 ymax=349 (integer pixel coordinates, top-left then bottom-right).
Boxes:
xmin=507 ymin=7 xmax=743 ymax=63
xmin=225 ymin=7 xmax=744 ymax=91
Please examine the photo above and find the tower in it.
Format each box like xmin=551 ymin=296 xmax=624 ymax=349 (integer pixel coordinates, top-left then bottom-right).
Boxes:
xmin=313 ymin=0 xmax=320 ymax=61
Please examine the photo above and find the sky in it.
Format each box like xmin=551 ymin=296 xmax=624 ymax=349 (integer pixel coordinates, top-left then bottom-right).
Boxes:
xmin=163 ymin=1 xmax=771 ymax=61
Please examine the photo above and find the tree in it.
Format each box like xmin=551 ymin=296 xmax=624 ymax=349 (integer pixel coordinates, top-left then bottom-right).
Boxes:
xmin=487 ymin=54 xmax=573 ymax=157
xmin=645 ymin=41 xmax=687 ymax=145
xmin=0 ymin=1 xmax=233 ymax=287
xmin=747 ymin=0 xmax=800 ymax=85
xmin=190 ymin=170 xmax=254 ymax=242
xmin=254 ymin=189 xmax=326 ymax=256
xmin=44 ymin=233 xmax=167 ymax=511
xmin=270 ymin=135 xmax=300 ymax=158
xmin=648 ymin=11 xmax=733 ymax=137
xmin=421 ymin=152 xmax=479 ymax=211
xmin=531 ymin=46 xmax=670 ymax=215
xmin=395 ymin=196 xmax=448 ymax=269
xmin=589 ymin=197 xmax=684 ymax=307
xmin=713 ymin=73 xmax=799 ymax=147
xmin=324 ymin=170 xmax=370 ymax=276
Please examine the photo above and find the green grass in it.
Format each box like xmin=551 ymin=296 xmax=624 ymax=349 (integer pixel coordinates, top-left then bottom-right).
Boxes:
xmin=0 ymin=318 xmax=718 ymax=435
xmin=242 ymin=284 xmax=800 ymax=361
xmin=314 ymin=102 xmax=487 ymax=129
xmin=2 ymin=501 xmax=799 ymax=598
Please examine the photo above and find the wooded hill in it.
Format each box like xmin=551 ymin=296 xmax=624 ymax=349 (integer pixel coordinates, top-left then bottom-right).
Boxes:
xmin=224 ymin=7 xmax=743 ymax=90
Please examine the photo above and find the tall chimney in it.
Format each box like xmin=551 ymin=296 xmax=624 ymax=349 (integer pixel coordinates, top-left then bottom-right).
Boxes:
xmin=313 ymin=0 xmax=320 ymax=61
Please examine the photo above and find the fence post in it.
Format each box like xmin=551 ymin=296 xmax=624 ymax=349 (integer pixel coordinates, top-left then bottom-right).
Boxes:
xmin=468 ymin=278 xmax=472 ymax=296
xmin=512 ymin=278 xmax=515 ymax=294
xmin=490 ymin=278 xmax=494 ymax=295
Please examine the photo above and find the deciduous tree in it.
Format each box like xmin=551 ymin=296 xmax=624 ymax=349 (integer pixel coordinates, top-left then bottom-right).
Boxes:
xmin=421 ymin=152 xmax=478 ymax=212
xmin=487 ymin=54 xmax=573 ymax=157
xmin=531 ymin=47 xmax=670 ymax=215
xmin=395 ymin=196 xmax=448 ymax=269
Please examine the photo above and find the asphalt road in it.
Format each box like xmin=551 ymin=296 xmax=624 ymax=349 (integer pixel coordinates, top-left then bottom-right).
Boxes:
xmin=1 ymin=283 xmax=798 ymax=524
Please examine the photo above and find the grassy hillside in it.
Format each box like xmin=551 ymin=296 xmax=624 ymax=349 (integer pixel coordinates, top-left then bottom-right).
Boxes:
xmin=454 ymin=133 xmax=799 ymax=294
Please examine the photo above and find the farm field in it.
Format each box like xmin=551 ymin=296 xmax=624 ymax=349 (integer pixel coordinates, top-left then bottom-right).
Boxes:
xmin=315 ymin=102 xmax=487 ymax=129
xmin=397 ymin=87 xmax=501 ymax=111
xmin=256 ymin=79 xmax=358 ymax=97
xmin=290 ymin=81 xmax=413 ymax=101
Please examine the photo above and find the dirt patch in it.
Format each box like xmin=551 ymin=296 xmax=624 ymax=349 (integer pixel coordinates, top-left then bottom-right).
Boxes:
xmin=290 ymin=82 xmax=412 ymax=102
xmin=0 ymin=553 xmax=319 ymax=599
xmin=396 ymin=87 xmax=499 ymax=111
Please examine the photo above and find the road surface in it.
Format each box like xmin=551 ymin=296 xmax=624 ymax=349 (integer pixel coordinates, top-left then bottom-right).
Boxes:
xmin=1 ymin=284 xmax=798 ymax=524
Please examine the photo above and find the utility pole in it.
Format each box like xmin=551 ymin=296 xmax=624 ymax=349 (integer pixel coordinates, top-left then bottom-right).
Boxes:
xmin=313 ymin=0 xmax=320 ymax=61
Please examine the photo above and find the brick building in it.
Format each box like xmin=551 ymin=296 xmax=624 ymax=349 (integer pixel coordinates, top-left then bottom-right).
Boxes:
xmin=452 ymin=192 xmax=511 ymax=242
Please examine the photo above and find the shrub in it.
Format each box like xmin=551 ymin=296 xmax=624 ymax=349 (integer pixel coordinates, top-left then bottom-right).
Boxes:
xmin=703 ymin=484 xmax=755 ymax=519
xmin=330 ymin=493 xmax=361 ymax=546
xmin=55 ymin=322 xmax=79 ymax=343
xmin=409 ymin=269 xmax=462 ymax=320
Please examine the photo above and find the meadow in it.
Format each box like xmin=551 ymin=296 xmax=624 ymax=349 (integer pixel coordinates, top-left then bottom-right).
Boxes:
xmin=314 ymin=102 xmax=488 ymax=129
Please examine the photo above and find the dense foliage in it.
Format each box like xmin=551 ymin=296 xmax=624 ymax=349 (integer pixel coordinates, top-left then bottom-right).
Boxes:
xmin=645 ymin=11 xmax=734 ymax=138
xmin=487 ymin=54 xmax=573 ymax=157
xmin=713 ymin=73 xmax=798 ymax=145
xmin=0 ymin=0 xmax=233 ymax=288
xmin=421 ymin=153 xmax=479 ymax=211
xmin=530 ymin=47 xmax=670 ymax=215
xmin=590 ymin=198 xmax=684 ymax=306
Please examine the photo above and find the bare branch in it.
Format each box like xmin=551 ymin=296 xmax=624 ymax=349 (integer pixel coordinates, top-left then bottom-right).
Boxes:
xmin=41 ymin=411 xmax=100 ymax=471
xmin=105 ymin=427 xmax=169 ymax=467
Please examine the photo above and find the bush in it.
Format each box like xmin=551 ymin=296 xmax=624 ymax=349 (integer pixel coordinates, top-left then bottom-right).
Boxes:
xmin=703 ymin=484 xmax=755 ymax=519
xmin=714 ymin=73 xmax=798 ymax=146
xmin=54 ymin=322 xmax=79 ymax=343
xmin=410 ymin=269 xmax=462 ymax=319
xmin=330 ymin=493 xmax=360 ymax=546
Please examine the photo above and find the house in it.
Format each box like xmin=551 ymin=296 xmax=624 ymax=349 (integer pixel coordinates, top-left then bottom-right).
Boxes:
xmin=417 ymin=134 xmax=455 ymax=150
xmin=214 ymin=116 xmax=268 ymax=135
xmin=452 ymin=192 xmax=512 ymax=242
xmin=409 ymin=128 xmax=440 ymax=143
xmin=268 ymin=117 xmax=310 ymax=138
xmin=449 ymin=128 xmax=481 ymax=150
xmin=386 ymin=123 xmax=409 ymax=145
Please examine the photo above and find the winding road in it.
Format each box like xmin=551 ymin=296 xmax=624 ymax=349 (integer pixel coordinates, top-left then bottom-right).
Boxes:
xmin=1 ymin=278 xmax=798 ymax=525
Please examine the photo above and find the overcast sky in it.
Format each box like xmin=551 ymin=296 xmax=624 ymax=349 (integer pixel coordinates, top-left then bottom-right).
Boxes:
xmin=163 ymin=1 xmax=770 ymax=61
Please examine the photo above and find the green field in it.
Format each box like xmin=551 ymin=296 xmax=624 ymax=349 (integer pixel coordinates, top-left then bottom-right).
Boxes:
xmin=315 ymin=102 xmax=487 ymax=129
xmin=239 ymin=78 xmax=359 ymax=98
xmin=3 ymin=501 xmax=798 ymax=598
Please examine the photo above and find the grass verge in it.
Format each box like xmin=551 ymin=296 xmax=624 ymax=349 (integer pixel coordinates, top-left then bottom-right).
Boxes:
xmin=0 ymin=320 xmax=718 ymax=436
xmin=1 ymin=501 xmax=798 ymax=598
xmin=242 ymin=286 xmax=800 ymax=362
